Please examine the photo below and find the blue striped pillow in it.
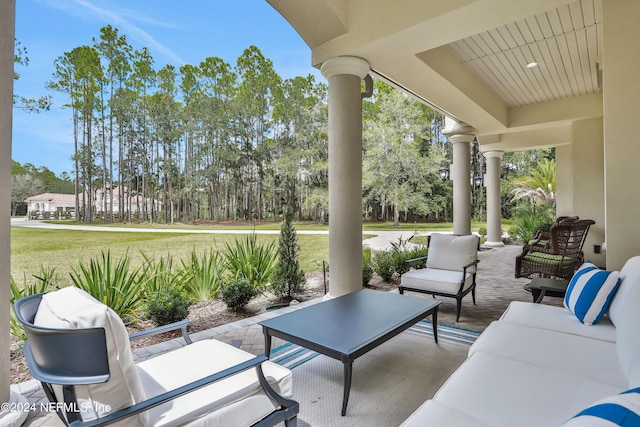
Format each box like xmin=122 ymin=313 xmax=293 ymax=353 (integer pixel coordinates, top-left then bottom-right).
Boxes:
xmin=564 ymin=262 xmax=620 ymax=325
xmin=563 ymin=387 xmax=640 ymax=426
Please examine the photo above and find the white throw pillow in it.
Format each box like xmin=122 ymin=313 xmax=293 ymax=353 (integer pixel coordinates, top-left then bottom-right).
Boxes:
xmin=34 ymin=287 xmax=148 ymax=426
xmin=562 ymin=387 xmax=640 ymax=426
xmin=564 ymin=262 xmax=621 ymax=326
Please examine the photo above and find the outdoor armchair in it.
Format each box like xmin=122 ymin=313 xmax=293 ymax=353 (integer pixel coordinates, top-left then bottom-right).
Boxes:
xmin=399 ymin=233 xmax=480 ymax=322
xmin=515 ymin=218 xmax=595 ymax=281
xmin=14 ymin=287 xmax=299 ymax=427
xmin=524 ymin=216 xmax=579 ymax=250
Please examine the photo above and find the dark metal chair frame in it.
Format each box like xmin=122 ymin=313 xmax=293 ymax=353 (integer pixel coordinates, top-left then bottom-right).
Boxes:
xmin=14 ymin=293 xmax=299 ymax=427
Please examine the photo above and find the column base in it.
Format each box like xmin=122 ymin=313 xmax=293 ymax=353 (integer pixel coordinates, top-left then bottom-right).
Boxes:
xmin=323 ymin=293 xmax=336 ymax=301
xmin=484 ymin=240 xmax=505 ymax=248
xmin=0 ymin=391 xmax=30 ymax=427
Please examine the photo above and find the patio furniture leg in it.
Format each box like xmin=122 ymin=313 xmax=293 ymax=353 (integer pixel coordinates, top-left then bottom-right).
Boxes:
xmin=456 ymin=298 xmax=462 ymax=322
xmin=263 ymin=328 xmax=273 ymax=357
xmin=342 ymin=361 xmax=353 ymax=416
xmin=432 ymin=308 xmax=439 ymax=344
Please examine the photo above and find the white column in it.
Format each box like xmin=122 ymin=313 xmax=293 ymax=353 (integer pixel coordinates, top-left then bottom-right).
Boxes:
xmin=321 ymin=57 xmax=369 ymax=298
xmin=0 ymin=3 xmax=28 ymax=424
xmin=444 ymin=121 xmax=474 ymax=236
xmin=483 ymin=151 xmax=504 ymax=247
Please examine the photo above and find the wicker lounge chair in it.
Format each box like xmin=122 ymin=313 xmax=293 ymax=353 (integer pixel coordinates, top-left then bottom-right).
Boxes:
xmin=515 ymin=218 xmax=595 ymax=281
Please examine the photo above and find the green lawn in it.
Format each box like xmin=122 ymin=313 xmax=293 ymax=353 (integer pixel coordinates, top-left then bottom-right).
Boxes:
xmin=12 ymin=221 xmax=490 ymax=287
xmin=11 ymin=227 xmax=330 ymax=286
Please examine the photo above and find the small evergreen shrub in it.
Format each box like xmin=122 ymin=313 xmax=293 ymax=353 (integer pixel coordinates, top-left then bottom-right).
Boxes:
xmin=271 ymin=209 xmax=306 ymax=298
xmin=222 ymin=278 xmax=257 ymax=311
xmin=145 ymin=287 xmax=191 ymax=326
xmin=478 ymin=227 xmax=487 ymax=237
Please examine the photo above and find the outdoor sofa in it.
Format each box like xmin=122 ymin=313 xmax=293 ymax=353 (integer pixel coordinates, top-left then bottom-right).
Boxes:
xmin=402 ymin=256 xmax=640 ymax=426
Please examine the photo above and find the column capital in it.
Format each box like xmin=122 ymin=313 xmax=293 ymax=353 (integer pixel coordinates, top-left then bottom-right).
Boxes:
xmin=443 ymin=121 xmax=475 ymax=144
xmin=482 ymin=150 xmax=504 ymax=159
xmin=321 ymin=56 xmax=370 ymax=80
xmin=443 ymin=121 xmax=473 ymax=136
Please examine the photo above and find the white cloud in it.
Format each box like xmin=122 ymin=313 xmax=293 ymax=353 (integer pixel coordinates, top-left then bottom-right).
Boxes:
xmin=45 ymin=0 xmax=187 ymax=65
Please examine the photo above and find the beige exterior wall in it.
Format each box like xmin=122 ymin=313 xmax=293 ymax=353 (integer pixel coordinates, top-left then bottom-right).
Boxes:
xmin=571 ymin=118 xmax=605 ymax=268
xmin=555 ymin=145 xmax=573 ymax=218
xmin=555 ymin=118 xmax=605 ymax=267
xmin=602 ymin=0 xmax=640 ymax=271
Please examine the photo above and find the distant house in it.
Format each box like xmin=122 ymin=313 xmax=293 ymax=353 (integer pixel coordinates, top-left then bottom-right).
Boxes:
xmin=25 ymin=187 xmax=160 ymax=219
xmin=24 ymin=193 xmax=76 ymax=219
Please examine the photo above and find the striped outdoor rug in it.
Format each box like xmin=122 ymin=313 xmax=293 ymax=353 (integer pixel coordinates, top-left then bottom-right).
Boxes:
xmin=269 ymin=320 xmax=480 ymax=370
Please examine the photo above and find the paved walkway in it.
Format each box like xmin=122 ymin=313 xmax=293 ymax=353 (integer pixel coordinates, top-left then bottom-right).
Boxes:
xmin=12 ymin=241 xmax=551 ymax=426
xmin=11 ymin=218 xmax=415 ymax=251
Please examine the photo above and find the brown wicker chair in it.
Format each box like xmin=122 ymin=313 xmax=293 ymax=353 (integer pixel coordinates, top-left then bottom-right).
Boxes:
xmin=524 ymin=216 xmax=579 ymax=250
xmin=515 ymin=218 xmax=595 ymax=281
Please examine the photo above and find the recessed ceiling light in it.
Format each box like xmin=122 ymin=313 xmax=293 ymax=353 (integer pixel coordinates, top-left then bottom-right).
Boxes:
xmin=526 ymin=62 xmax=538 ymax=68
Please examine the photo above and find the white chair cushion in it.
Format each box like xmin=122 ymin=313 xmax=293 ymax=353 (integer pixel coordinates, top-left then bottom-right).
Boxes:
xmin=500 ymin=301 xmax=616 ymax=342
xmin=426 ymin=234 xmax=479 ymax=272
xmin=34 ymin=287 xmax=148 ymax=426
xmin=138 ymin=340 xmax=293 ymax=427
xmin=401 ymin=268 xmax=473 ymax=295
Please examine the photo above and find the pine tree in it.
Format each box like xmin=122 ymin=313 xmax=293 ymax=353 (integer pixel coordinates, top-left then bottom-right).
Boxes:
xmin=272 ymin=207 xmax=306 ymax=298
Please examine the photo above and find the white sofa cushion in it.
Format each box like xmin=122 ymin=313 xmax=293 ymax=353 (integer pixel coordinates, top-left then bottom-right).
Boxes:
xmin=401 ymin=400 xmax=491 ymax=427
xmin=469 ymin=321 xmax=627 ymax=388
xmin=138 ymin=340 xmax=293 ymax=427
xmin=562 ymin=387 xmax=640 ymax=426
xmin=34 ymin=287 xmax=148 ymax=426
xmin=401 ymin=268 xmax=473 ymax=294
xmin=433 ymin=352 xmax=622 ymax=427
xmin=426 ymin=233 xmax=479 ymax=272
xmin=609 ymin=256 xmax=640 ymax=327
xmin=500 ymin=301 xmax=616 ymax=342
xmin=564 ymin=262 xmax=621 ymax=325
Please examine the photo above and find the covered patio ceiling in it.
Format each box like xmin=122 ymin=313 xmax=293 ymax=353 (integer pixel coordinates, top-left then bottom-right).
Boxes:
xmin=267 ymin=0 xmax=603 ymax=152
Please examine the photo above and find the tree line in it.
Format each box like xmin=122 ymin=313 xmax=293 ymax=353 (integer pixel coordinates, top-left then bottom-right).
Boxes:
xmin=17 ymin=25 xmax=553 ymax=224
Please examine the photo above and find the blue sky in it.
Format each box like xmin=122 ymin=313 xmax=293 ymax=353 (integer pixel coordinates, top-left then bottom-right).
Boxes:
xmin=12 ymin=0 xmax=321 ymax=176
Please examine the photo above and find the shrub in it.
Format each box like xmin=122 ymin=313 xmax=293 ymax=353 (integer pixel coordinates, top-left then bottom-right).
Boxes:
xmin=362 ymin=246 xmax=373 ymax=286
xmin=222 ymin=278 xmax=256 ymax=311
xmin=140 ymin=252 xmax=187 ymax=298
xmin=372 ymin=250 xmax=396 ymax=281
xmin=145 ymin=287 xmax=191 ymax=326
xmin=70 ymin=250 xmax=145 ymax=321
xmin=478 ymin=227 xmax=487 ymax=237
xmin=271 ymin=210 xmax=306 ymax=298
xmin=224 ymin=233 xmax=277 ymax=292
xmin=513 ymin=202 xmax=555 ymax=243
xmin=403 ymin=246 xmax=430 ymax=270
xmin=10 ymin=266 xmax=60 ymax=340
xmin=180 ymin=248 xmax=224 ymax=302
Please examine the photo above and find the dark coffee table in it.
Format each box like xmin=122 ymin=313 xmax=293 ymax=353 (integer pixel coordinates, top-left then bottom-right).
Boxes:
xmin=259 ymin=289 xmax=440 ymax=415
